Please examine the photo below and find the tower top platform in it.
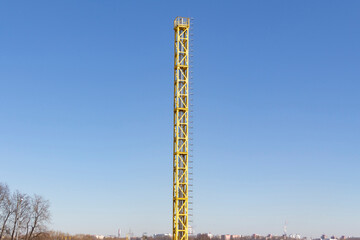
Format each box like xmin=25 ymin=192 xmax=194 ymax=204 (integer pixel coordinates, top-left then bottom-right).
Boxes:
xmin=174 ymin=17 xmax=190 ymax=28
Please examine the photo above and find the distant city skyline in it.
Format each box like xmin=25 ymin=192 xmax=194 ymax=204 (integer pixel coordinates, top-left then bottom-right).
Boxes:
xmin=1 ymin=0 xmax=360 ymax=237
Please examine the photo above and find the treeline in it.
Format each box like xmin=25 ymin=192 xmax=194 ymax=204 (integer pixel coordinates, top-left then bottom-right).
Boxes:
xmin=39 ymin=232 xmax=105 ymax=240
xmin=0 ymin=183 xmax=51 ymax=240
xmin=33 ymin=232 xmax=99 ymax=240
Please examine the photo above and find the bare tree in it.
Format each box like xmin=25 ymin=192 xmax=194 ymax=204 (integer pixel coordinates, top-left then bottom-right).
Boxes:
xmin=0 ymin=183 xmax=9 ymax=203
xmin=10 ymin=191 xmax=29 ymax=240
xmin=0 ymin=183 xmax=51 ymax=240
xmin=17 ymin=196 xmax=31 ymax=240
xmin=0 ymin=183 xmax=12 ymax=239
xmin=24 ymin=195 xmax=51 ymax=240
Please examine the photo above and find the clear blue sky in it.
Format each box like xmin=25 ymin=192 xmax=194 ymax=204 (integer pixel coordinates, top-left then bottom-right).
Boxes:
xmin=1 ymin=0 xmax=360 ymax=238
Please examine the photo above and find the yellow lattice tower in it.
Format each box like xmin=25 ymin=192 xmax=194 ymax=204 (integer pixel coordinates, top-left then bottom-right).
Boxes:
xmin=173 ymin=16 xmax=190 ymax=240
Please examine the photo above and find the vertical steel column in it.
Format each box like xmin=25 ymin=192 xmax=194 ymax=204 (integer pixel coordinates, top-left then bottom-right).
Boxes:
xmin=173 ymin=16 xmax=190 ymax=240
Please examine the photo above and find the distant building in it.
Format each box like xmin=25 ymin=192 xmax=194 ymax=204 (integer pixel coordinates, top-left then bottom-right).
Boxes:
xmin=289 ymin=234 xmax=301 ymax=239
xmin=153 ymin=234 xmax=172 ymax=238
xmin=317 ymin=235 xmax=338 ymax=240
xmin=221 ymin=235 xmax=231 ymax=240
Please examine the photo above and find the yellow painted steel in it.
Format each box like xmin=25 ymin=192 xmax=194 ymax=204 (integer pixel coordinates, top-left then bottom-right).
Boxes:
xmin=173 ymin=16 xmax=190 ymax=240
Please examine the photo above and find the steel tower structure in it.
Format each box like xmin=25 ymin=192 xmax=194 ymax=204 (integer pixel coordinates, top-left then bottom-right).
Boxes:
xmin=173 ymin=16 xmax=190 ymax=240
